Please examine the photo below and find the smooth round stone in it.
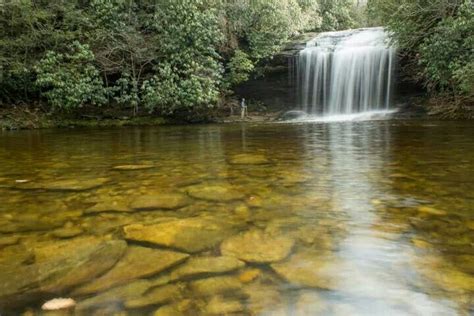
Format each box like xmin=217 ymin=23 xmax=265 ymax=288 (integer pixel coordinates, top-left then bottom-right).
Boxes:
xmin=220 ymin=230 xmax=294 ymax=263
xmin=130 ymin=193 xmax=189 ymax=210
xmin=186 ymin=183 xmax=245 ymax=202
xmin=229 ymin=154 xmax=270 ymax=165
xmin=112 ymin=165 xmax=154 ymax=171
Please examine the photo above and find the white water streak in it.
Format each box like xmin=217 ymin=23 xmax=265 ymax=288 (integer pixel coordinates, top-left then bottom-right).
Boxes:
xmin=298 ymin=28 xmax=396 ymax=115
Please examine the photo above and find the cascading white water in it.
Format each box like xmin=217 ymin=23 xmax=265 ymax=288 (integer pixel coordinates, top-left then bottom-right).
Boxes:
xmin=297 ymin=27 xmax=396 ymax=115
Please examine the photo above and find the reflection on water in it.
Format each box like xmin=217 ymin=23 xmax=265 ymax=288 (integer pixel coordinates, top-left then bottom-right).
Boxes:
xmin=0 ymin=121 xmax=472 ymax=315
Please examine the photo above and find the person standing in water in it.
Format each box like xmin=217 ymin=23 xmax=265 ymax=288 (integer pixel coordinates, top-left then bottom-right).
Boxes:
xmin=241 ymin=98 xmax=247 ymax=119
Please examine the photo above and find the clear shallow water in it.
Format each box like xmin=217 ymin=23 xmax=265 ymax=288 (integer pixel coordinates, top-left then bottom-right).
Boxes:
xmin=0 ymin=121 xmax=473 ymax=315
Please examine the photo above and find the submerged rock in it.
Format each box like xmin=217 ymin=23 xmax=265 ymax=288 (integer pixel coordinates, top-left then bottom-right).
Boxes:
xmin=52 ymin=227 xmax=84 ymax=239
xmin=76 ymin=280 xmax=151 ymax=312
xmin=220 ymin=230 xmax=294 ymax=263
xmin=130 ymin=193 xmax=190 ymax=210
xmin=85 ymin=200 xmax=131 ymax=213
xmin=112 ymin=164 xmax=154 ymax=171
xmin=73 ymin=246 xmax=189 ymax=295
xmin=0 ymin=240 xmax=126 ymax=308
xmin=205 ymin=295 xmax=245 ymax=315
xmin=295 ymin=291 xmax=327 ymax=315
xmin=417 ymin=206 xmax=447 ymax=216
xmin=190 ymin=276 xmax=242 ymax=297
xmin=229 ymin=154 xmax=270 ymax=165
xmin=186 ymin=183 xmax=245 ymax=202
xmin=0 ymin=236 xmax=19 ymax=248
xmin=271 ymin=251 xmax=344 ymax=290
xmin=16 ymin=178 xmax=109 ymax=191
xmin=125 ymin=284 xmax=184 ymax=309
xmin=152 ymin=300 xmax=194 ymax=316
xmin=123 ymin=217 xmax=236 ymax=253
xmin=152 ymin=256 xmax=245 ymax=286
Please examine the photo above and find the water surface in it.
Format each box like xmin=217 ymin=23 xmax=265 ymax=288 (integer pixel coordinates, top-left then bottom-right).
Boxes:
xmin=0 ymin=121 xmax=473 ymax=315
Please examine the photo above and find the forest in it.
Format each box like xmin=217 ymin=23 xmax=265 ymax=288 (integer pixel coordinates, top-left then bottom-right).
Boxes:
xmin=0 ymin=0 xmax=472 ymax=123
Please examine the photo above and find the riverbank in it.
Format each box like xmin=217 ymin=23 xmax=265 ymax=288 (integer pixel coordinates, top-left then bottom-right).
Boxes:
xmin=1 ymin=98 xmax=472 ymax=131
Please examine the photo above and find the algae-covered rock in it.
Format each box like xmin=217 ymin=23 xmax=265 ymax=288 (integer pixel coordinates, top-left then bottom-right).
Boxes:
xmin=52 ymin=227 xmax=84 ymax=239
xmin=85 ymin=200 xmax=131 ymax=213
xmin=130 ymin=193 xmax=190 ymax=210
xmin=73 ymin=246 xmax=189 ymax=295
xmin=0 ymin=240 xmax=126 ymax=308
xmin=204 ymin=295 xmax=245 ymax=315
xmin=186 ymin=183 xmax=245 ymax=202
xmin=125 ymin=284 xmax=184 ymax=309
xmin=112 ymin=164 xmax=154 ymax=171
xmin=190 ymin=276 xmax=242 ymax=297
xmin=123 ymin=217 xmax=236 ymax=253
xmin=229 ymin=154 xmax=270 ymax=165
xmin=76 ymin=280 xmax=151 ymax=312
xmin=221 ymin=230 xmax=294 ymax=263
xmin=151 ymin=256 xmax=245 ymax=286
xmin=271 ymin=251 xmax=344 ymax=290
xmin=0 ymin=236 xmax=19 ymax=248
xmin=16 ymin=178 xmax=109 ymax=192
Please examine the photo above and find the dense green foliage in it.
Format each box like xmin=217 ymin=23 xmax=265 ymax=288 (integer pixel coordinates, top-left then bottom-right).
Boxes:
xmin=0 ymin=0 xmax=359 ymax=117
xmin=368 ymin=0 xmax=474 ymax=101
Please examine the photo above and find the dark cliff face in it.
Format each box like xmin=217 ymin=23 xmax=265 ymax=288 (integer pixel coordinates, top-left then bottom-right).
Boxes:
xmin=233 ymin=33 xmax=318 ymax=112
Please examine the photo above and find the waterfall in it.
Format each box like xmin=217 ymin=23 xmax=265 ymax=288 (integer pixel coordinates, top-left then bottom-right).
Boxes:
xmin=297 ymin=27 xmax=396 ymax=115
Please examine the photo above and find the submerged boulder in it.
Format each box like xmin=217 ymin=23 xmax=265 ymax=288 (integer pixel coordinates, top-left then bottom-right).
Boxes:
xmin=16 ymin=178 xmax=109 ymax=191
xmin=220 ymin=230 xmax=294 ymax=263
xmin=271 ymin=251 xmax=344 ymax=290
xmin=123 ymin=217 xmax=237 ymax=253
xmin=130 ymin=193 xmax=190 ymax=210
xmin=151 ymin=256 xmax=245 ymax=286
xmin=186 ymin=183 xmax=245 ymax=202
xmin=73 ymin=246 xmax=189 ymax=295
xmin=0 ymin=240 xmax=126 ymax=308
xmin=229 ymin=154 xmax=270 ymax=165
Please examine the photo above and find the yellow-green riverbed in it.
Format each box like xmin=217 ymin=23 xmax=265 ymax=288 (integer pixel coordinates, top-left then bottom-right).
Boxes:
xmin=0 ymin=121 xmax=472 ymax=315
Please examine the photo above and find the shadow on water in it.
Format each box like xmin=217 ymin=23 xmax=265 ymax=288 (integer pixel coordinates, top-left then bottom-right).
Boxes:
xmin=0 ymin=121 xmax=472 ymax=315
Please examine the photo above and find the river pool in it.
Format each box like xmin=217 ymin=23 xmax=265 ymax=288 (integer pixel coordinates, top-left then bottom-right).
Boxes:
xmin=0 ymin=120 xmax=473 ymax=315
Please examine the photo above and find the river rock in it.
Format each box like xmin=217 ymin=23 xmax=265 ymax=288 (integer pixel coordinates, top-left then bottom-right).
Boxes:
xmin=17 ymin=178 xmax=109 ymax=191
xmin=417 ymin=206 xmax=447 ymax=216
xmin=52 ymin=227 xmax=84 ymax=239
xmin=85 ymin=200 xmax=131 ymax=213
xmin=220 ymin=230 xmax=294 ymax=263
xmin=0 ymin=236 xmax=19 ymax=248
xmin=123 ymin=217 xmax=236 ymax=253
xmin=205 ymin=295 xmax=245 ymax=315
xmin=0 ymin=240 xmax=126 ymax=308
xmin=130 ymin=193 xmax=190 ymax=210
xmin=271 ymin=251 xmax=344 ymax=290
xmin=152 ymin=300 xmax=194 ymax=316
xmin=73 ymin=246 xmax=189 ymax=295
xmin=152 ymin=256 xmax=245 ymax=286
xmin=125 ymin=284 xmax=184 ymax=309
xmin=229 ymin=154 xmax=270 ymax=165
xmin=76 ymin=280 xmax=151 ymax=312
xmin=186 ymin=183 xmax=245 ymax=202
xmin=190 ymin=276 xmax=242 ymax=297
xmin=295 ymin=291 xmax=327 ymax=315
xmin=112 ymin=164 xmax=154 ymax=171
